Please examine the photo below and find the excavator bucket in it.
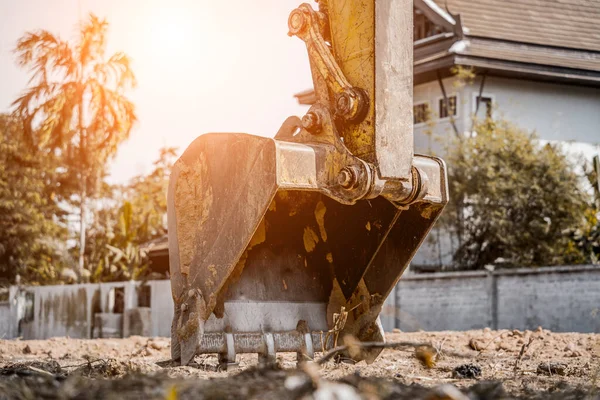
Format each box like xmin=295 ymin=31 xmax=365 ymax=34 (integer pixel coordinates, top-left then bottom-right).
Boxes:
xmin=168 ymin=0 xmax=448 ymax=366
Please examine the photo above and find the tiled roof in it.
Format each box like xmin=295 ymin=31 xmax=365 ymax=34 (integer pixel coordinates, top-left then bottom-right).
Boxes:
xmin=295 ymin=1 xmax=600 ymax=104
xmin=436 ymin=0 xmax=600 ymax=52
xmin=463 ymin=37 xmax=600 ymax=73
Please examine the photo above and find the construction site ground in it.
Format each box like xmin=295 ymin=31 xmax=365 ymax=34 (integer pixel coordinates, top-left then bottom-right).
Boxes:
xmin=1 ymin=329 xmax=598 ymax=399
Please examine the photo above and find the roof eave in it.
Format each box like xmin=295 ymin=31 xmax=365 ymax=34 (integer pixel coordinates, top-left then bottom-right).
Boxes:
xmin=414 ymin=0 xmax=456 ymax=31
xmin=454 ymin=54 xmax=600 ymax=88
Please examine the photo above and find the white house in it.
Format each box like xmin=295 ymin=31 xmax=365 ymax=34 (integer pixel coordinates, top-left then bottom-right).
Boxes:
xmin=296 ymin=0 xmax=600 ymax=268
xmin=411 ymin=0 xmax=600 ymax=155
xmin=411 ymin=0 xmax=600 ymax=267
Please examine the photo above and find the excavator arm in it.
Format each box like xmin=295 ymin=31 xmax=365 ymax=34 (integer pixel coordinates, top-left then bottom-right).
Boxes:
xmin=168 ymin=0 xmax=448 ymax=366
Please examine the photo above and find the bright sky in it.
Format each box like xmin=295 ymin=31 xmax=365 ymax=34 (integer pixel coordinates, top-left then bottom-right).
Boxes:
xmin=0 ymin=0 xmax=312 ymax=183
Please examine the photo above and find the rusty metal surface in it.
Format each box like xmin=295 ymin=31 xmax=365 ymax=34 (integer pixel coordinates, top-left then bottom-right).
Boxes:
xmin=326 ymin=0 xmax=376 ymax=160
xmin=197 ymin=331 xmax=333 ymax=363
xmin=222 ymin=191 xmax=397 ymax=302
xmin=375 ymin=0 xmax=414 ymax=179
xmin=202 ymin=302 xmax=329 ymax=333
xmin=168 ymin=0 xmax=448 ymax=366
xmin=168 ymin=133 xmax=278 ymax=364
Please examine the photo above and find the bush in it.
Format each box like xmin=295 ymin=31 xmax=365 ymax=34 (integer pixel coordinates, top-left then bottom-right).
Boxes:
xmin=442 ymin=119 xmax=590 ymax=269
xmin=0 ymin=115 xmax=67 ymax=283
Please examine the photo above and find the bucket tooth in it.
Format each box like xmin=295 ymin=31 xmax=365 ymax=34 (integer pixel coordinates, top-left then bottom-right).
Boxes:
xmin=218 ymin=333 xmax=237 ymax=370
xmin=258 ymin=333 xmax=277 ymax=366
xmin=176 ymin=292 xmax=206 ymax=366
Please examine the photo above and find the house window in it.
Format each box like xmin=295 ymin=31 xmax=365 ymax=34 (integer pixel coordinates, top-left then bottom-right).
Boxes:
xmin=474 ymin=96 xmax=493 ymax=118
xmin=414 ymin=102 xmax=430 ymax=124
xmin=439 ymin=96 xmax=457 ymax=119
xmin=137 ymin=284 xmax=151 ymax=308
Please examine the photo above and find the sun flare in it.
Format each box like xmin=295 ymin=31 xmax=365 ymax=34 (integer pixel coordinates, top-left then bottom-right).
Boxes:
xmin=147 ymin=10 xmax=190 ymax=56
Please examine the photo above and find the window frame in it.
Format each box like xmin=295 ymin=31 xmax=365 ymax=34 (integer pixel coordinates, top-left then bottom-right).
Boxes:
xmin=472 ymin=93 xmax=495 ymax=119
xmin=435 ymin=93 xmax=459 ymax=121
xmin=413 ymin=100 xmax=431 ymax=127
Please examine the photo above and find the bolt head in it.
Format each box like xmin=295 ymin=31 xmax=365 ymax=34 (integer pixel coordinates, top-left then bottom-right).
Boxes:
xmin=337 ymin=168 xmax=354 ymax=188
xmin=336 ymin=93 xmax=351 ymax=114
xmin=288 ymin=9 xmax=306 ymax=35
xmin=335 ymin=89 xmax=367 ymax=121
xmin=301 ymin=112 xmax=320 ymax=133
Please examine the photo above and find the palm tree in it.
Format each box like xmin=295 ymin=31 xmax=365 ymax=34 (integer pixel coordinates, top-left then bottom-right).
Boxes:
xmin=12 ymin=14 xmax=137 ymax=278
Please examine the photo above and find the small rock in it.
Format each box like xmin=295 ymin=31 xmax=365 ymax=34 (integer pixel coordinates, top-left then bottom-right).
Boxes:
xmin=483 ymin=327 xmax=491 ymax=333
xmin=537 ymin=362 xmax=567 ymax=376
xmin=498 ymin=342 xmax=513 ymax=351
xmin=148 ymin=339 xmax=168 ymax=350
xmin=512 ymin=329 xmax=523 ymax=337
xmin=564 ymin=342 xmax=583 ymax=357
xmin=453 ymin=363 xmax=482 ymax=379
xmin=466 ymin=381 xmax=508 ymax=399
xmin=22 ymin=345 xmax=32 ymax=355
xmin=535 ymin=326 xmax=543 ymax=333
xmin=469 ymin=338 xmax=484 ymax=351
xmin=392 ymin=328 xmax=402 ymax=333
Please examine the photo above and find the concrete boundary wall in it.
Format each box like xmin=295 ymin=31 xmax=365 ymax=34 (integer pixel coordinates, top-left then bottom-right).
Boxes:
xmin=390 ymin=265 xmax=600 ymax=333
xmin=2 ymin=280 xmax=173 ymax=340
xmin=0 ymin=301 xmax=10 ymax=338
xmin=2 ymin=266 xmax=598 ymax=339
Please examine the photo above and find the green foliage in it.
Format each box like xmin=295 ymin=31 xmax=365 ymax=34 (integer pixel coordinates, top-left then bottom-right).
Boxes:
xmin=451 ymin=66 xmax=476 ymax=89
xmin=568 ymin=162 xmax=600 ymax=264
xmin=583 ymin=158 xmax=600 ymax=206
xmin=84 ymin=147 xmax=177 ymax=282
xmin=569 ymin=209 xmax=599 ymax=265
xmin=0 ymin=114 xmax=67 ymax=284
xmin=12 ymin=13 xmax=137 ymax=276
xmin=12 ymin=14 xmax=137 ymax=166
xmin=443 ymin=119 xmax=590 ymax=269
xmin=85 ymin=200 xmax=150 ymax=282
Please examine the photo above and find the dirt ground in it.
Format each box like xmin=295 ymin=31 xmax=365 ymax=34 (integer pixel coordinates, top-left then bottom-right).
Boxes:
xmin=0 ymin=329 xmax=598 ymax=399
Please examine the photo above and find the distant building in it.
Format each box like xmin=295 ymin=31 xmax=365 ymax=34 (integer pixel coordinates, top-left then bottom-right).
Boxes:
xmin=142 ymin=236 xmax=169 ymax=277
xmin=296 ymin=0 xmax=600 ymax=269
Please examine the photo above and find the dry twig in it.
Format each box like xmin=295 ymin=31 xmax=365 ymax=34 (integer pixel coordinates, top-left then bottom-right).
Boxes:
xmin=474 ymin=333 xmax=504 ymax=358
xmin=513 ymin=336 xmax=535 ymax=373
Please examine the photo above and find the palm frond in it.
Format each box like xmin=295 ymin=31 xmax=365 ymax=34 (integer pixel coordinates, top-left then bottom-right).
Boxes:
xmin=94 ymin=52 xmax=137 ymax=89
xmin=77 ymin=13 xmax=108 ymax=68
xmin=12 ymin=82 xmax=79 ymax=149
xmin=14 ymin=30 xmax=76 ymax=84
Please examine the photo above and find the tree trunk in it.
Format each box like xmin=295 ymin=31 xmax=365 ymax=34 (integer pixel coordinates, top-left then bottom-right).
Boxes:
xmin=77 ymin=89 xmax=87 ymax=280
xmin=78 ymin=180 xmax=87 ymax=279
